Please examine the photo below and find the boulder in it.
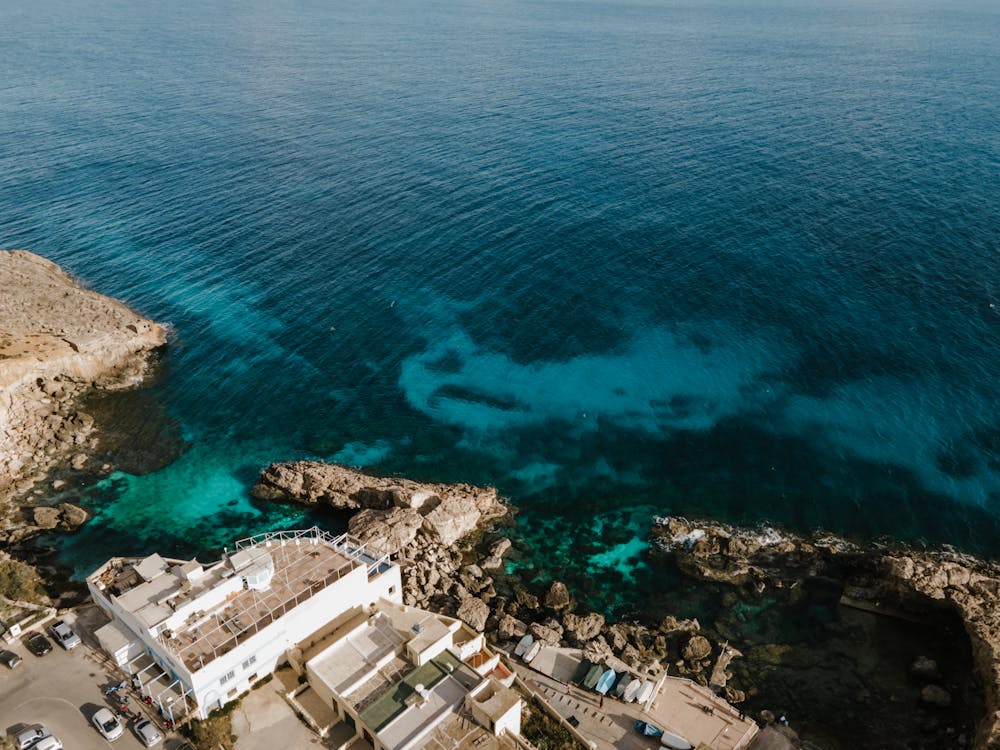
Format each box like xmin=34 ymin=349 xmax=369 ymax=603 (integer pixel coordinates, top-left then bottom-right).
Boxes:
xmin=563 ymin=612 xmax=605 ymax=644
xmin=32 ymin=506 xmax=61 ymax=529
xmin=482 ymin=537 xmax=513 ymax=568
xmin=544 ymin=581 xmax=572 ymax=611
xmin=605 ymin=623 xmax=630 ymax=651
xmin=582 ymin=637 xmax=614 ymax=665
xmin=516 ymin=590 xmax=540 ymax=611
xmin=529 ymin=622 xmax=562 ymax=646
xmin=683 ymin=635 xmax=713 ymax=662
xmin=921 ymin=684 xmax=952 ymax=708
xmin=457 ymin=597 xmax=490 ymax=632
xmin=348 ymin=507 xmax=424 ymax=555
xmin=659 ymin=615 xmax=701 ymax=635
xmin=910 ymin=656 xmax=942 ymax=681
xmin=498 ymin=615 xmax=528 ymax=640
xmin=70 ymin=453 xmax=88 ymax=470
xmin=58 ymin=502 xmax=89 ymax=529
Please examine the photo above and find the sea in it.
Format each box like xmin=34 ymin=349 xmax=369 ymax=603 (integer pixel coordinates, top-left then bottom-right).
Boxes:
xmin=1 ymin=0 xmax=999 ymax=607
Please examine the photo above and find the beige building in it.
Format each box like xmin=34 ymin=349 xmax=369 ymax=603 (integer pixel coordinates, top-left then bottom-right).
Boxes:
xmin=305 ymin=599 xmax=524 ymax=750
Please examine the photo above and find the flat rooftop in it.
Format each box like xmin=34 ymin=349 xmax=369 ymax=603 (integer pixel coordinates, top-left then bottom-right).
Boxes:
xmin=170 ymin=537 xmax=359 ymax=672
xmin=89 ymin=528 xmax=390 ymax=674
xmin=359 ymin=651 xmax=464 ymax=732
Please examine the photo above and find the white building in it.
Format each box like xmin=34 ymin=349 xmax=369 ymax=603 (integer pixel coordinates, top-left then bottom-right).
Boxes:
xmin=87 ymin=527 xmax=402 ymax=720
xmin=305 ymin=598 xmax=524 ymax=750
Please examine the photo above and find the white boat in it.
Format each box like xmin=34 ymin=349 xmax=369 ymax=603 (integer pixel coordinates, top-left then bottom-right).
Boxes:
xmin=635 ymin=680 xmax=655 ymax=704
xmin=660 ymin=730 xmax=694 ymax=750
xmin=614 ymin=674 xmax=632 ymax=697
xmin=622 ymin=678 xmax=643 ymax=702
xmin=514 ymin=634 xmax=533 ymax=657
xmin=523 ymin=640 xmax=542 ymax=663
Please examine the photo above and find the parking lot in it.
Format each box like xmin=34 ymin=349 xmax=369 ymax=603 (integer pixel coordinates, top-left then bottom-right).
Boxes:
xmin=1 ymin=607 xmax=187 ymax=750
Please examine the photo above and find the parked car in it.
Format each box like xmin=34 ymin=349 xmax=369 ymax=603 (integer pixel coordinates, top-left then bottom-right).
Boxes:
xmin=91 ymin=707 xmax=124 ymax=741
xmin=24 ymin=632 xmax=53 ymax=656
xmin=47 ymin=619 xmax=81 ymax=650
xmin=31 ymin=737 xmax=63 ymax=750
xmin=0 ymin=649 xmax=23 ymax=669
xmin=134 ymin=719 xmax=163 ymax=747
xmin=15 ymin=724 xmax=50 ymax=750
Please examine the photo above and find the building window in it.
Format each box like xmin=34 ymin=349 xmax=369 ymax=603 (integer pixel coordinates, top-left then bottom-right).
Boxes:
xmin=220 ymin=670 xmax=236 ymax=686
xmin=388 ymin=586 xmax=396 ymax=595
xmin=242 ymin=655 xmax=257 ymax=670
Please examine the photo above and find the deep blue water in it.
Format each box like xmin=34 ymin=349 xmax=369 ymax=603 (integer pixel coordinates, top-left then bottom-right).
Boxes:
xmin=1 ymin=0 xmax=999 ymax=587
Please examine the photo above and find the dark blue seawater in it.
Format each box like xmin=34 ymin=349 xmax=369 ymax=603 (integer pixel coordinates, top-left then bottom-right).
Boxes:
xmin=2 ymin=0 xmax=999 ymax=589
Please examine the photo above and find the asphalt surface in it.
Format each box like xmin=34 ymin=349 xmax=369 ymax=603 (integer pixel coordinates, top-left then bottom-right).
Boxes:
xmin=0 ymin=611 xmax=185 ymax=750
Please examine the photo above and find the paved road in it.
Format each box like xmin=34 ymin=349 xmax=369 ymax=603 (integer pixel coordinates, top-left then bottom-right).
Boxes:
xmin=231 ymin=677 xmax=322 ymax=750
xmin=1 ymin=612 xmax=185 ymax=750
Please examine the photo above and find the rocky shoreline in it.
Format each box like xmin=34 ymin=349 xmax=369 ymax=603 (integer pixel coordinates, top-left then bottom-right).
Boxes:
xmin=0 ymin=250 xmax=166 ymax=546
xmin=255 ymin=460 xmax=1000 ymax=750
xmin=650 ymin=516 xmax=1000 ymax=749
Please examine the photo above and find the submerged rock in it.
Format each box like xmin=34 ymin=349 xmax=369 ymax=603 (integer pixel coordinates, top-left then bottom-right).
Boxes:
xmin=922 ymin=684 xmax=953 ymax=708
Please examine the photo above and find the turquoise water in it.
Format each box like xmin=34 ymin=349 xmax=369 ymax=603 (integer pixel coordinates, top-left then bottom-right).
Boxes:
xmin=2 ymin=0 xmax=999 ymax=581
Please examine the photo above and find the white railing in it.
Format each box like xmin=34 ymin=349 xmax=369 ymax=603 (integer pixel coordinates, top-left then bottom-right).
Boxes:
xmin=233 ymin=527 xmax=384 ymax=569
xmin=233 ymin=526 xmax=343 ymax=550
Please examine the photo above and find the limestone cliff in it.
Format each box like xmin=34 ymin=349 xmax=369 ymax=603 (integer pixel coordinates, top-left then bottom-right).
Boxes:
xmin=0 ymin=250 xmax=167 ymax=512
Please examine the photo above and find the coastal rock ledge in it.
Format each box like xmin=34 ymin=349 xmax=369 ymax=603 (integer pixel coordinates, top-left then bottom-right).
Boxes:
xmin=0 ymin=250 xmax=167 ymax=511
xmin=652 ymin=516 xmax=1000 ymax=750
xmin=252 ymin=461 xmax=508 ymax=554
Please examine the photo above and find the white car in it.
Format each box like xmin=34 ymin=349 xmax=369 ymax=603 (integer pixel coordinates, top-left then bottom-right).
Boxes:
xmin=47 ymin=620 xmax=81 ymax=650
xmin=15 ymin=725 xmax=49 ymax=750
xmin=91 ymin=707 xmax=125 ymax=741
xmin=32 ymin=737 xmax=63 ymax=750
xmin=134 ymin=719 xmax=163 ymax=747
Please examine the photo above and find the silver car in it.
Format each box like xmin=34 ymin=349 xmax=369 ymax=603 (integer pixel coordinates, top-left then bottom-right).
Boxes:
xmin=134 ymin=719 xmax=163 ymax=747
xmin=91 ymin=708 xmax=124 ymax=741
xmin=15 ymin=725 xmax=50 ymax=750
xmin=47 ymin=620 xmax=81 ymax=650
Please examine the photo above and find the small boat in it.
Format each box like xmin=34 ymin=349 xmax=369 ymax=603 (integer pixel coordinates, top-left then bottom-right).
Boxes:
xmin=660 ymin=730 xmax=694 ymax=750
xmin=582 ymin=663 xmax=603 ymax=689
xmin=635 ymin=680 xmax=655 ymax=704
xmin=595 ymin=668 xmax=616 ymax=695
xmin=634 ymin=720 xmax=663 ymax=737
xmin=622 ymin=678 xmax=643 ymax=702
xmin=523 ymin=640 xmax=542 ymax=663
xmin=514 ymin=634 xmax=533 ymax=657
xmin=614 ymin=673 xmax=632 ymax=697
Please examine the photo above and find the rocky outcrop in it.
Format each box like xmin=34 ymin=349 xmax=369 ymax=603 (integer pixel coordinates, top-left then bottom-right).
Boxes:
xmin=0 ymin=250 xmax=166 ymax=520
xmin=28 ymin=502 xmax=90 ymax=532
xmin=253 ymin=461 xmax=507 ymax=553
xmin=651 ymin=515 xmax=1000 ymax=750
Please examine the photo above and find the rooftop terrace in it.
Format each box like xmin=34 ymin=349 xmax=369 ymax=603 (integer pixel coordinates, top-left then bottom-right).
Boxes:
xmin=90 ymin=527 xmax=393 ymax=674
